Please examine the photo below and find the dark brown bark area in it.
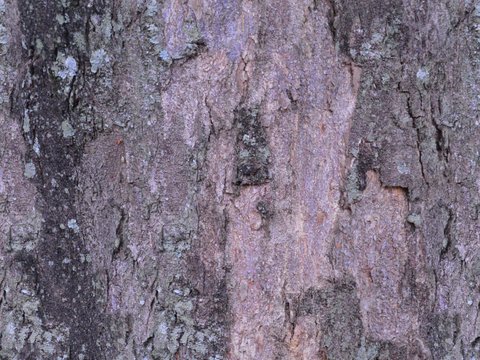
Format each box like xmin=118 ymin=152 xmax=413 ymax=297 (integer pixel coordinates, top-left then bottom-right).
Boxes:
xmin=1 ymin=0 xmax=480 ymax=359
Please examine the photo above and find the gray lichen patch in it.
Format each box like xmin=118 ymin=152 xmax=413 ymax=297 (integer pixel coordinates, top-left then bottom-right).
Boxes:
xmin=7 ymin=214 xmax=42 ymax=252
xmin=61 ymin=120 xmax=75 ymax=138
xmin=344 ymin=166 xmax=364 ymax=205
xmin=0 ymin=281 xmax=70 ymax=358
xmin=407 ymin=213 xmax=422 ymax=227
xmin=416 ymin=67 xmax=429 ymax=83
xmin=146 ymin=275 xmax=226 ymax=359
xmin=159 ymin=49 xmax=173 ymax=65
xmin=160 ymin=224 xmax=191 ymax=254
xmin=55 ymin=55 xmax=78 ymax=80
xmin=90 ymin=48 xmax=110 ymax=74
xmin=234 ymin=107 xmax=271 ymax=185
xmin=24 ymin=161 xmax=36 ymax=179
xmin=33 ymin=136 xmax=40 ymax=155
xmin=0 ymin=24 xmax=8 ymax=47
xmin=67 ymin=218 xmax=79 ymax=233
xmin=22 ymin=110 xmax=30 ymax=132
xmin=73 ymin=32 xmax=86 ymax=52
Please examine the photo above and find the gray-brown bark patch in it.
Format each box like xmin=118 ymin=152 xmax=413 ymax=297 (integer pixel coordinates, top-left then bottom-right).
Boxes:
xmin=234 ymin=107 xmax=270 ymax=186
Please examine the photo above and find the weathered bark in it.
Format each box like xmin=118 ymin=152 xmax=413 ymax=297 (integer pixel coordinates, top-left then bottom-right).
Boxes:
xmin=1 ymin=0 xmax=479 ymax=359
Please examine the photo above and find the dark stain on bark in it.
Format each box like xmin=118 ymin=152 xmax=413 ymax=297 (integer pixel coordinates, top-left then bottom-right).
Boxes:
xmin=11 ymin=0 xmax=113 ymax=357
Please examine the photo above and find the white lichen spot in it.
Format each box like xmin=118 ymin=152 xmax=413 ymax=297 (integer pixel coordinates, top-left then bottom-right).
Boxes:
xmin=56 ymin=14 xmax=69 ymax=25
xmin=0 ymin=24 xmax=8 ymax=46
xmin=158 ymin=322 xmax=168 ymax=335
xmin=475 ymin=4 xmax=480 ymax=18
xmin=397 ymin=162 xmax=410 ymax=175
xmin=407 ymin=213 xmax=422 ymax=226
xmin=6 ymin=322 xmax=15 ymax=335
xmin=62 ymin=258 xmax=71 ymax=264
xmin=146 ymin=0 xmax=159 ymax=16
xmin=173 ymin=289 xmax=183 ymax=296
xmin=61 ymin=120 xmax=75 ymax=138
xmin=23 ymin=110 xmax=30 ymax=132
xmin=159 ymin=49 xmax=172 ymax=65
xmin=67 ymin=219 xmax=79 ymax=233
xmin=35 ymin=39 xmax=43 ymax=52
xmin=90 ymin=48 xmax=110 ymax=74
xmin=57 ymin=56 xmax=77 ymax=79
xmin=24 ymin=162 xmax=36 ymax=179
xmin=33 ymin=137 xmax=40 ymax=155
xmin=416 ymin=68 xmax=429 ymax=82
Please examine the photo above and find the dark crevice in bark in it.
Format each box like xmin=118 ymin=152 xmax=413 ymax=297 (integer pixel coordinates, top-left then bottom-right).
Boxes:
xmin=440 ymin=207 xmax=455 ymax=260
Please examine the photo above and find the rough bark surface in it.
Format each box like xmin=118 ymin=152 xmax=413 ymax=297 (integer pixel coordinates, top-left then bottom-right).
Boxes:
xmin=1 ymin=0 xmax=480 ymax=359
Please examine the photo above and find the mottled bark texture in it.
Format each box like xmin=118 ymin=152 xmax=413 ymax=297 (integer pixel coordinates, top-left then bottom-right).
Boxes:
xmin=0 ymin=0 xmax=479 ymax=358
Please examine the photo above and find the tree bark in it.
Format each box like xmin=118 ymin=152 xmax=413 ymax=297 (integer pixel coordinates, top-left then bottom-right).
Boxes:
xmin=0 ymin=0 xmax=479 ymax=359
